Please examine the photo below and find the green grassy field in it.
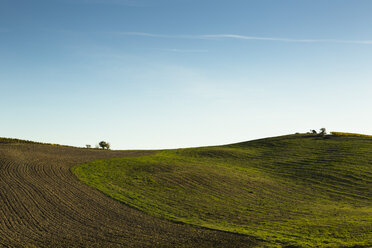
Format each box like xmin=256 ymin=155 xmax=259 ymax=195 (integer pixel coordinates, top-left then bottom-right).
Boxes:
xmin=72 ymin=134 xmax=372 ymax=247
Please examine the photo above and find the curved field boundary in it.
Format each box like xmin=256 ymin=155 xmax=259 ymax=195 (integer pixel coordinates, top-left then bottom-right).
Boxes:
xmin=0 ymin=142 xmax=260 ymax=248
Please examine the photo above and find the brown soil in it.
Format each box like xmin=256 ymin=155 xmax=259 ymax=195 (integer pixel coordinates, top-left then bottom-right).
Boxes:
xmin=0 ymin=142 xmax=260 ymax=248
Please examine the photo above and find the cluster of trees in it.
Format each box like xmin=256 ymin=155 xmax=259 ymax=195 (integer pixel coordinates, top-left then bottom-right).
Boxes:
xmin=309 ymin=128 xmax=327 ymax=137
xmin=85 ymin=141 xmax=110 ymax=149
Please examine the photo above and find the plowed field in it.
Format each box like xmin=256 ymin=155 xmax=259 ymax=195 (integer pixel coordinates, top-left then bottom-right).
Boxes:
xmin=0 ymin=140 xmax=260 ymax=248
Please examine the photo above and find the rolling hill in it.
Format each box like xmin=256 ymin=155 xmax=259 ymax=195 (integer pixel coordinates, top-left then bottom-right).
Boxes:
xmin=73 ymin=133 xmax=372 ymax=248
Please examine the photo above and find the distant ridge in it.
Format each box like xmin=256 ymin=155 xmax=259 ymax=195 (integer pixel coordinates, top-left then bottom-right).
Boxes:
xmin=0 ymin=137 xmax=74 ymax=148
xmin=0 ymin=137 xmax=42 ymax=144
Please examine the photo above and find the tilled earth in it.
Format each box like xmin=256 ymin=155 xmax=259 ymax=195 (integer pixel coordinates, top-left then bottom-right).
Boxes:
xmin=0 ymin=141 xmax=259 ymax=248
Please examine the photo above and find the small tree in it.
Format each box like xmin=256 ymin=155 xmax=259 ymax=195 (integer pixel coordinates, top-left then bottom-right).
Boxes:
xmin=86 ymin=144 xmax=91 ymax=149
xmin=99 ymin=141 xmax=110 ymax=150
xmin=319 ymin=128 xmax=326 ymax=137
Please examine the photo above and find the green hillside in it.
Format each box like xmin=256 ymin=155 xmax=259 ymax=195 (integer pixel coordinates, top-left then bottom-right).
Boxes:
xmin=72 ymin=134 xmax=372 ymax=247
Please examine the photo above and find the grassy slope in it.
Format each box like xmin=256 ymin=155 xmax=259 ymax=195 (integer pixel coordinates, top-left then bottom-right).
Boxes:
xmin=73 ymin=134 xmax=372 ymax=248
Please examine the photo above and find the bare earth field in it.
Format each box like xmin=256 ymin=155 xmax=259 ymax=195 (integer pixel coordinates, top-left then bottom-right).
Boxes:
xmin=0 ymin=140 xmax=260 ymax=248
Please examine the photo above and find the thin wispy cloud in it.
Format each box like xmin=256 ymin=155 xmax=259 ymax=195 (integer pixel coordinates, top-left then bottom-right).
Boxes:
xmin=118 ymin=32 xmax=372 ymax=45
xmin=203 ymin=34 xmax=372 ymax=45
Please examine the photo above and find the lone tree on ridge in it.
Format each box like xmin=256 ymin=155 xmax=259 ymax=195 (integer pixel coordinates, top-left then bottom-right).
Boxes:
xmin=98 ymin=141 xmax=110 ymax=150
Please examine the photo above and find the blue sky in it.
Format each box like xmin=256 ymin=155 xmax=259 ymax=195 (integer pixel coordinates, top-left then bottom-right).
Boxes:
xmin=1 ymin=0 xmax=372 ymax=149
